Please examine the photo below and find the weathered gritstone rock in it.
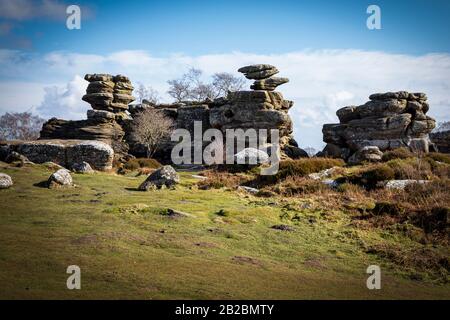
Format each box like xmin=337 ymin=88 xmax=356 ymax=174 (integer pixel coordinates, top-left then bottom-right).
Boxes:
xmin=72 ymin=161 xmax=94 ymax=174
xmin=48 ymin=169 xmax=73 ymax=188
xmin=0 ymin=140 xmax=114 ymax=171
xmin=0 ymin=173 xmax=13 ymax=189
xmin=347 ymin=146 xmax=383 ymax=165
xmin=82 ymin=74 xmax=135 ymax=112
xmin=234 ymin=148 xmax=269 ymax=165
xmin=138 ymin=165 xmax=180 ymax=190
xmin=321 ymin=91 xmax=437 ymax=161
xmin=238 ymin=64 xmax=279 ymax=80
xmin=41 ymin=73 xmax=134 ymax=159
xmin=430 ymin=130 xmax=450 ymax=153
xmin=250 ymin=77 xmax=289 ymax=91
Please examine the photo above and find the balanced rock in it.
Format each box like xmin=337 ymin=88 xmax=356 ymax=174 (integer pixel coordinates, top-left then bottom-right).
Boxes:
xmin=321 ymin=91 xmax=437 ymax=161
xmin=250 ymin=77 xmax=289 ymax=91
xmin=138 ymin=165 xmax=180 ymax=190
xmin=72 ymin=161 xmax=94 ymax=174
xmin=0 ymin=173 xmax=13 ymax=189
xmin=48 ymin=169 xmax=73 ymax=188
xmin=238 ymin=64 xmax=279 ymax=80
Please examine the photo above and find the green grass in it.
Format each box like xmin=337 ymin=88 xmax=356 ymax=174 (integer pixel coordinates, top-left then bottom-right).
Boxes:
xmin=0 ymin=162 xmax=448 ymax=299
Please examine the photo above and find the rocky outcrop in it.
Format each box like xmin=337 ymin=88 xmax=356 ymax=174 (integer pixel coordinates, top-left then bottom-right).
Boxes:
xmin=0 ymin=173 xmax=13 ymax=189
xmin=40 ymin=74 xmax=135 ymax=161
xmin=128 ymin=64 xmax=306 ymax=161
xmin=321 ymin=91 xmax=437 ymax=160
xmin=430 ymin=130 xmax=450 ymax=153
xmin=0 ymin=140 xmax=114 ymax=171
xmin=138 ymin=165 xmax=179 ymax=190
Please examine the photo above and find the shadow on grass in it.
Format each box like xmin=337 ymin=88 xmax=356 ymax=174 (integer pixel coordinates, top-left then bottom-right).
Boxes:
xmin=33 ymin=181 xmax=49 ymax=188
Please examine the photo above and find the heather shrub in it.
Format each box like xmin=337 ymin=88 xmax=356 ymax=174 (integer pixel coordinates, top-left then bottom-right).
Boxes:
xmin=382 ymin=148 xmax=413 ymax=162
xmin=124 ymin=158 xmax=161 ymax=170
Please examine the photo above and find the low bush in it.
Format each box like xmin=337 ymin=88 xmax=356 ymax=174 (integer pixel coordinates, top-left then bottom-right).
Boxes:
xmin=124 ymin=158 xmax=161 ymax=170
xmin=382 ymin=148 xmax=414 ymax=162
xmin=386 ymin=158 xmax=432 ymax=180
xmin=254 ymin=158 xmax=344 ymax=186
xmin=197 ymin=171 xmax=249 ymax=190
xmin=426 ymin=152 xmax=450 ymax=164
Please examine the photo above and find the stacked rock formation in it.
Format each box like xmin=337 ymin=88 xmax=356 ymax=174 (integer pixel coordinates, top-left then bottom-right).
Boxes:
xmin=210 ymin=64 xmax=306 ymax=158
xmin=82 ymin=74 xmax=135 ymax=115
xmin=321 ymin=91 xmax=437 ymax=160
xmin=127 ymin=64 xmax=307 ymax=161
xmin=40 ymin=74 xmax=136 ymax=161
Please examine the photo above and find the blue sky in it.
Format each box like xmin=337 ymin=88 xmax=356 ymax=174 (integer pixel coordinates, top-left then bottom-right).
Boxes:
xmin=0 ymin=0 xmax=449 ymax=149
xmin=2 ymin=0 xmax=450 ymax=55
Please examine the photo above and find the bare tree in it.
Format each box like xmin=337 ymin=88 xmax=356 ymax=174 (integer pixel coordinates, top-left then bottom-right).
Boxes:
xmin=0 ymin=112 xmax=46 ymax=141
xmin=132 ymin=108 xmax=174 ymax=158
xmin=135 ymin=82 xmax=161 ymax=104
xmin=167 ymin=78 xmax=191 ymax=102
xmin=167 ymin=68 xmax=245 ymax=102
xmin=211 ymin=72 xmax=245 ymax=97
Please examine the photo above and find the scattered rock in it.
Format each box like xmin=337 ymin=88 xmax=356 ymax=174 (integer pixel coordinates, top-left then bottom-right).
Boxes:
xmin=72 ymin=161 xmax=94 ymax=174
xmin=47 ymin=169 xmax=73 ymax=188
xmin=163 ymin=208 xmax=196 ymax=218
xmin=321 ymin=179 xmax=339 ymax=188
xmin=42 ymin=162 xmax=65 ymax=170
xmin=384 ymin=179 xmax=429 ymax=190
xmin=191 ymin=174 xmax=207 ymax=180
xmin=308 ymin=166 xmax=342 ymax=180
xmin=0 ymin=173 xmax=13 ymax=189
xmin=237 ymin=186 xmax=259 ymax=194
xmin=231 ymin=256 xmax=262 ymax=266
xmin=5 ymin=151 xmax=30 ymax=164
xmin=347 ymin=146 xmax=383 ymax=165
xmin=234 ymin=148 xmax=269 ymax=165
xmin=271 ymin=224 xmax=295 ymax=231
xmin=138 ymin=165 xmax=180 ymax=190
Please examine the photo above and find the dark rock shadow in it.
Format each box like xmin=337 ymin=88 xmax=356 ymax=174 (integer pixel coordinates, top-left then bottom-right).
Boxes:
xmin=33 ymin=181 xmax=49 ymax=188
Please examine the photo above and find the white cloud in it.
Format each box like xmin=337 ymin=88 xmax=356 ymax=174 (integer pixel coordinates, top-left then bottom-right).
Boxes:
xmin=1 ymin=49 xmax=449 ymax=149
xmin=35 ymin=75 xmax=88 ymax=119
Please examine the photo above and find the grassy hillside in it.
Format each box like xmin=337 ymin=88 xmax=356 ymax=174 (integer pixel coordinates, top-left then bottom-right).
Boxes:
xmin=0 ymin=161 xmax=448 ymax=299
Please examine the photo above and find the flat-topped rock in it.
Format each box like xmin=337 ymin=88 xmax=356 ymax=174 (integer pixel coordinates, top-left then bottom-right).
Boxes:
xmin=238 ymin=64 xmax=279 ymax=80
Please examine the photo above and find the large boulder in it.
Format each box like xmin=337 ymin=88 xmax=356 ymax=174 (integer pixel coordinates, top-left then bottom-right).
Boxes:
xmin=0 ymin=140 xmax=114 ymax=171
xmin=48 ymin=169 xmax=73 ymax=188
xmin=0 ymin=173 xmax=13 ymax=189
xmin=347 ymin=146 xmax=383 ymax=165
xmin=72 ymin=161 xmax=94 ymax=174
xmin=138 ymin=165 xmax=180 ymax=190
